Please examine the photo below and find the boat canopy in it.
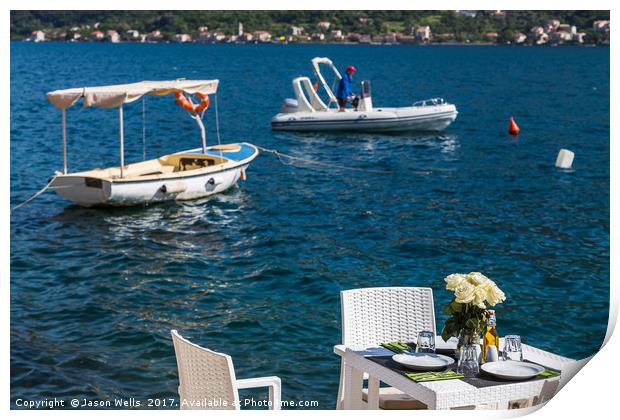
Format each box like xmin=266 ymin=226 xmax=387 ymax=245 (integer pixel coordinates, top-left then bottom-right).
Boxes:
xmin=46 ymin=79 xmax=219 ymax=110
xmin=310 ymin=57 xmax=342 ymax=107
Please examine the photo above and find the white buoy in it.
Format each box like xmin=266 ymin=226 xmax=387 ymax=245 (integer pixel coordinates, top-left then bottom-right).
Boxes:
xmin=555 ymin=149 xmax=575 ymax=169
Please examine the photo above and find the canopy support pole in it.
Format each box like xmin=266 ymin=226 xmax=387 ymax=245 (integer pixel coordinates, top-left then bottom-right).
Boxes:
xmin=119 ymin=105 xmax=125 ymax=178
xmin=61 ymin=109 xmax=67 ymax=174
xmin=195 ymin=115 xmax=207 ymax=154
xmin=142 ymin=98 xmax=146 ymax=161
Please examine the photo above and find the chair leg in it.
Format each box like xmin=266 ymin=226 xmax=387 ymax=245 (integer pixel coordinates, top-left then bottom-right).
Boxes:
xmin=268 ymin=383 xmax=281 ymax=410
xmin=343 ymin=362 xmax=364 ymax=409
xmin=336 ymin=358 xmax=346 ymax=409
xmin=367 ymin=376 xmax=380 ymax=410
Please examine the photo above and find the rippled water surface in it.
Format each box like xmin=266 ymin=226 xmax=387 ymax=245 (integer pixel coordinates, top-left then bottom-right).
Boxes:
xmin=11 ymin=43 xmax=609 ymax=408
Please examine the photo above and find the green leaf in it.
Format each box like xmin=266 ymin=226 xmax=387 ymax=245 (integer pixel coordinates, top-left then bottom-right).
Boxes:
xmin=450 ymin=301 xmax=463 ymax=312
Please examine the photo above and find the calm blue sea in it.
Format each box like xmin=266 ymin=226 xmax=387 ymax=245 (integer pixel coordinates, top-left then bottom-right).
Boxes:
xmin=10 ymin=43 xmax=609 ymax=409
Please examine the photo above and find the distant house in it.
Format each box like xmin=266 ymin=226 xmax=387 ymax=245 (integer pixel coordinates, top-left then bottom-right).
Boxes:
xmin=195 ymin=30 xmax=211 ymax=43
xmin=557 ymin=24 xmax=572 ymax=33
xmin=316 ymin=21 xmax=331 ymax=31
xmin=240 ymin=32 xmax=253 ymax=42
xmin=593 ymin=20 xmax=610 ymax=33
xmin=358 ymin=34 xmax=372 ymax=44
xmin=172 ymin=33 xmax=192 ymax=43
xmin=528 ymin=27 xmax=548 ymax=45
xmin=573 ymin=32 xmax=586 ymax=44
xmin=484 ymin=32 xmax=499 ymax=41
xmin=28 ymin=30 xmax=46 ymax=42
xmin=546 ymin=19 xmax=561 ymax=31
xmin=492 ymin=10 xmax=506 ymax=19
xmin=512 ymin=32 xmax=527 ymax=44
xmin=125 ymin=30 xmax=141 ymax=41
xmin=330 ymin=29 xmax=344 ymax=40
xmin=211 ymin=32 xmax=227 ymax=42
xmin=253 ymin=30 xmax=272 ymax=43
xmin=145 ymin=30 xmax=163 ymax=43
xmin=289 ymin=26 xmax=304 ymax=37
xmin=106 ymin=30 xmax=120 ymax=43
xmin=311 ymin=33 xmax=325 ymax=41
xmin=550 ymin=30 xmax=572 ymax=43
xmin=383 ymin=33 xmax=398 ymax=44
xmin=415 ymin=26 xmax=432 ymax=42
xmin=90 ymin=30 xmax=104 ymax=41
xmin=457 ymin=10 xmax=477 ymax=18
xmin=68 ymin=32 xmax=82 ymax=42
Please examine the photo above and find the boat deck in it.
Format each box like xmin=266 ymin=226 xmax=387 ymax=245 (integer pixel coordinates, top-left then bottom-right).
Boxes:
xmin=192 ymin=143 xmax=257 ymax=162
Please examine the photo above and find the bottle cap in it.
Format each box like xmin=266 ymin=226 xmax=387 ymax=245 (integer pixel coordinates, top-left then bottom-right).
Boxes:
xmin=488 ymin=310 xmax=495 ymax=315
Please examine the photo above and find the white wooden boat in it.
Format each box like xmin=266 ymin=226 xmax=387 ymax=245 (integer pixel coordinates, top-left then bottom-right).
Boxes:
xmin=271 ymin=57 xmax=458 ymax=132
xmin=45 ymin=80 xmax=259 ymax=207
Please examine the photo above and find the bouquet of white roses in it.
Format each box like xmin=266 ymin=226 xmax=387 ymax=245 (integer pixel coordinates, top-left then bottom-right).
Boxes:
xmin=441 ymin=272 xmax=506 ymax=343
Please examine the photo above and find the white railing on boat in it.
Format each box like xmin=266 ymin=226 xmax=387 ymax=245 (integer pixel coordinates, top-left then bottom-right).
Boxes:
xmin=412 ymin=98 xmax=446 ymax=107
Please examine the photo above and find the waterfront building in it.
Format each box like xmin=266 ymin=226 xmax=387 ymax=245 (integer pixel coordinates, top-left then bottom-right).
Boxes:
xmin=173 ymin=34 xmax=192 ymax=43
xmin=145 ymin=30 xmax=163 ymax=43
xmin=106 ymin=30 xmax=120 ymax=43
xmin=512 ymin=33 xmax=527 ymax=44
xmin=415 ymin=26 xmax=432 ymax=42
xmin=317 ymin=21 xmax=331 ymax=31
xmin=195 ymin=29 xmax=211 ymax=43
xmin=28 ymin=30 xmax=46 ymax=42
xmin=253 ymin=31 xmax=272 ymax=43
xmin=90 ymin=31 xmax=104 ymax=41
xmin=289 ymin=26 xmax=304 ymax=37
xmin=330 ymin=30 xmax=344 ymax=41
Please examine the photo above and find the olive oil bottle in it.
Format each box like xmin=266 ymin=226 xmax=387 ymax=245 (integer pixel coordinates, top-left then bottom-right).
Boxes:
xmin=482 ymin=310 xmax=500 ymax=363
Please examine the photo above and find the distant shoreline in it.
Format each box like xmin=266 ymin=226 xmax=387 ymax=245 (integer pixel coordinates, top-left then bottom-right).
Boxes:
xmin=13 ymin=40 xmax=609 ymax=47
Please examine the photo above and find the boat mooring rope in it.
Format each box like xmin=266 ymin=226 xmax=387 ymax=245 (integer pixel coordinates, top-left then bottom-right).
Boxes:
xmin=256 ymin=146 xmax=394 ymax=174
xmin=11 ymin=146 xmax=398 ymax=212
xmin=10 ymin=176 xmax=57 ymax=214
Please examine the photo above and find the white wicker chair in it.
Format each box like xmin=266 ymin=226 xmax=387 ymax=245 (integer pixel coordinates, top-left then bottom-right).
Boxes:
xmin=335 ymin=287 xmax=436 ymax=410
xmin=171 ymin=330 xmax=281 ymax=410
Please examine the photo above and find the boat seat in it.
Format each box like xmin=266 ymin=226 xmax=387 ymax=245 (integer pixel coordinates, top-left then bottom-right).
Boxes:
xmin=176 ymin=157 xmax=216 ymax=172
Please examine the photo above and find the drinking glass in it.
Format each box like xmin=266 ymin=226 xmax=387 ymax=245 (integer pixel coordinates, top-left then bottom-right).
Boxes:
xmin=502 ymin=335 xmax=523 ymax=361
xmin=416 ymin=331 xmax=436 ymax=353
xmin=457 ymin=344 xmax=479 ymax=378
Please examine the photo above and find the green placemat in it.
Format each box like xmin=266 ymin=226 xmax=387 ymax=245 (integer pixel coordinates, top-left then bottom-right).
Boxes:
xmin=380 ymin=340 xmax=412 ymax=354
xmin=538 ymin=368 xmax=561 ymax=379
xmin=405 ymin=370 xmax=464 ymax=382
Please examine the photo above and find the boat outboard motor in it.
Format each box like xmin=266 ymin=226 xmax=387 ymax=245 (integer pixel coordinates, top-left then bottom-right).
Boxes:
xmin=280 ymin=98 xmax=299 ymax=113
xmin=358 ymin=80 xmax=373 ymax=112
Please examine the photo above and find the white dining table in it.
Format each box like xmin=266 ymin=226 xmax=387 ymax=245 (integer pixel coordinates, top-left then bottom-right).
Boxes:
xmin=335 ymin=337 xmax=576 ymax=410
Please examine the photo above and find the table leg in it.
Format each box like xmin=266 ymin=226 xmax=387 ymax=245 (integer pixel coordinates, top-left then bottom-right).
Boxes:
xmin=343 ymin=362 xmax=364 ymax=409
xmin=367 ymin=376 xmax=380 ymax=410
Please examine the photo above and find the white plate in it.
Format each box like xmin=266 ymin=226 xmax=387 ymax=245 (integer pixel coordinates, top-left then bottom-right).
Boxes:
xmin=481 ymin=361 xmax=545 ymax=380
xmin=392 ymin=353 xmax=455 ymax=371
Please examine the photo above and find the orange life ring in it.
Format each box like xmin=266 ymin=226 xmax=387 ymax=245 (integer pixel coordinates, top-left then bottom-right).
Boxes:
xmin=194 ymin=92 xmax=210 ymax=113
xmin=174 ymin=91 xmax=209 ymax=114
xmin=174 ymin=92 xmax=195 ymax=113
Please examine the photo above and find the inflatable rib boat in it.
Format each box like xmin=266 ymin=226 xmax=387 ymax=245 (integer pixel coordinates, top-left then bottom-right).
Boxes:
xmin=271 ymin=57 xmax=458 ymax=133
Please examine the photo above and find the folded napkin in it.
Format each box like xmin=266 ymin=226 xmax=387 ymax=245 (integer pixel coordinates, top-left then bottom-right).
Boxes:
xmin=405 ymin=370 xmax=464 ymax=382
xmin=381 ymin=340 xmax=413 ymax=354
xmin=538 ymin=368 xmax=561 ymax=379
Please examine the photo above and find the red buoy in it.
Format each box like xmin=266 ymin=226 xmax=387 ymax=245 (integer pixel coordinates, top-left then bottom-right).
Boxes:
xmin=508 ymin=116 xmax=520 ymax=136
